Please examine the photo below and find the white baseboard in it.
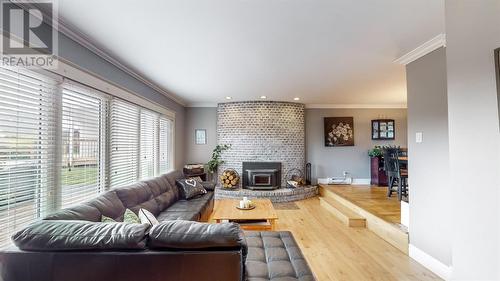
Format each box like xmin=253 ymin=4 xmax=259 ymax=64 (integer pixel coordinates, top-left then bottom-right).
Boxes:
xmin=409 ymin=244 xmax=452 ymax=280
xmin=352 ymin=178 xmax=370 ymax=185
xmin=400 ymin=201 xmax=410 ymax=230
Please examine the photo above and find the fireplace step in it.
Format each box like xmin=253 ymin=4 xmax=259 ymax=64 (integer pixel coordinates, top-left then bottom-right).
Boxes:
xmin=319 ymin=197 xmax=366 ymax=227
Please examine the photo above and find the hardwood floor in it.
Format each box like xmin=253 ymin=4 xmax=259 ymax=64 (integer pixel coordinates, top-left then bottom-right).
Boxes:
xmin=273 ymin=197 xmax=440 ymax=281
xmin=322 ymin=184 xmax=401 ymax=224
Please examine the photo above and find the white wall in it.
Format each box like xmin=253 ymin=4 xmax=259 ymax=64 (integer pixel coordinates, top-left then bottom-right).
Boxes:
xmin=445 ymin=1 xmax=500 ymax=279
xmin=406 ymin=47 xmax=452 ymax=268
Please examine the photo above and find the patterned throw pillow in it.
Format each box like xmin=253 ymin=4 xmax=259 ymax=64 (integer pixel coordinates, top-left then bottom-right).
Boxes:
xmin=138 ymin=208 xmax=159 ymax=226
xmin=123 ymin=209 xmax=141 ymax=224
xmin=176 ymin=178 xmax=207 ymax=200
xmin=101 ymin=215 xmax=116 ymax=223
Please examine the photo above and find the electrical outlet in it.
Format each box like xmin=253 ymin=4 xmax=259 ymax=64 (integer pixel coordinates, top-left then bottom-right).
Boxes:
xmin=416 ymin=132 xmax=423 ymax=143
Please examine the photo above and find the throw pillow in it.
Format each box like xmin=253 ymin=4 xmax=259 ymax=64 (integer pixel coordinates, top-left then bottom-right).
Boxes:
xmin=101 ymin=215 xmax=116 ymax=223
xmin=188 ymin=176 xmax=203 ymax=183
xmin=123 ymin=209 xmax=141 ymax=224
xmin=138 ymin=208 xmax=159 ymax=226
xmin=176 ymin=178 xmax=207 ymax=200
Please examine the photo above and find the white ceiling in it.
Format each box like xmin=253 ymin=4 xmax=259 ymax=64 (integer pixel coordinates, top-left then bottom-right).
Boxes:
xmin=58 ymin=0 xmax=444 ymax=107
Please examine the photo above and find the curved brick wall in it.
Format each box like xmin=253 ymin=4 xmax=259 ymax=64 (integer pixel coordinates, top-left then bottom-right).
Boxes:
xmin=215 ymin=186 xmax=318 ymax=203
xmin=217 ymin=101 xmax=305 ymax=187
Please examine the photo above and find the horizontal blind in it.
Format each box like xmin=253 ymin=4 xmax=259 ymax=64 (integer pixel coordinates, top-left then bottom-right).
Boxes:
xmin=139 ymin=110 xmax=158 ymax=180
xmin=158 ymin=117 xmax=172 ymax=174
xmin=110 ymin=99 xmax=139 ymax=188
xmin=0 ymin=67 xmax=58 ymax=248
xmin=61 ymin=83 xmax=107 ymax=208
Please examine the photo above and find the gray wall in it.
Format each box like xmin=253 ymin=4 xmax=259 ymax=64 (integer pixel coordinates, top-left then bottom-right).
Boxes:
xmin=57 ymin=33 xmax=186 ymax=169
xmin=445 ymin=1 xmax=500 ymax=279
xmin=306 ymin=108 xmax=407 ymax=181
xmin=185 ymin=107 xmax=407 ymax=181
xmin=184 ymin=107 xmax=217 ymax=164
xmin=406 ymin=47 xmax=451 ymax=266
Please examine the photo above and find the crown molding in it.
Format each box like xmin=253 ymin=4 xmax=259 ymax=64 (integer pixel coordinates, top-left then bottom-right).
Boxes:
xmin=394 ymin=34 xmax=446 ymax=65
xmin=56 ymin=18 xmax=187 ymax=106
xmin=187 ymin=103 xmax=408 ymax=109
xmin=20 ymin=2 xmax=187 ymax=106
xmin=187 ymin=102 xmax=218 ymax=108
xmin=305 ymin=103 xmax=407 ymax=109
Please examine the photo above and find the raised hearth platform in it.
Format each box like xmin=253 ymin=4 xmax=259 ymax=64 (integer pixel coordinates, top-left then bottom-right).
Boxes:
xmin=215 ymin=185 xmax=318 ymax=203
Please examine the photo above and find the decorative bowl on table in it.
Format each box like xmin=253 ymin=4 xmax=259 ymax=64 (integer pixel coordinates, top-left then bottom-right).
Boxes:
xmin=236 ymin=204 xmax=256 ymax=210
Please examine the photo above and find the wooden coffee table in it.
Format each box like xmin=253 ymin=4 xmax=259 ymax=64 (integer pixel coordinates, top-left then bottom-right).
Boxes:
xmin=212 ymin=199 xmax=278 ymax=231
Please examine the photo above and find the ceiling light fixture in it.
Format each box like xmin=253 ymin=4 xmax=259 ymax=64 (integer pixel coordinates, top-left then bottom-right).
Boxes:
xmin=225 ymin=96 xmax=232 ymax=100
xmin=294 ymin=97 xmax=300 ymax=101
xmin=260 ymin=95 xmax=267 ymax=99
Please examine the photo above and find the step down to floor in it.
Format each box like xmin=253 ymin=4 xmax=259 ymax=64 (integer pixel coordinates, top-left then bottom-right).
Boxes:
xmin=319 ymin=197 xmax=366 ymax=227
xmin=319 ymin=185 xmax=409 ymax=254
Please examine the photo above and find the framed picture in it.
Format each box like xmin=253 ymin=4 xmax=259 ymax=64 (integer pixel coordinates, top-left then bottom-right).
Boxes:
xmin=494 ymin=48 xmax=500 ymax=129
xmin=195 ymin=129 xmax=207 ymax=144
xmin=372 ymin=119 xmax=395 ymax=140
xmin=324 ymin=117 xmax=354 ymax=147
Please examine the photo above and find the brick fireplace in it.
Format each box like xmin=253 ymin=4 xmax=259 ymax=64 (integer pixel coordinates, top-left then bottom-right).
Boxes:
xmin=217 ymin=101 xmax=305 ymax=188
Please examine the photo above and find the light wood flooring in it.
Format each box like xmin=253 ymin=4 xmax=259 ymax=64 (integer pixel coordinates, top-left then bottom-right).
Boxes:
xmin=323 ymin=184 xmax=401 ymax=224
xmin=273 ymin=197 xmax=440 ymax=281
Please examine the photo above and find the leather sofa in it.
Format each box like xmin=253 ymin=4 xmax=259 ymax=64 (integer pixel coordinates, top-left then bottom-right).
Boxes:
xmin=0 ymin=170 xmax=316 ymax=281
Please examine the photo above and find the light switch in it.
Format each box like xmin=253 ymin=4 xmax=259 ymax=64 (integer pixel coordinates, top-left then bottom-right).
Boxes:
xmin=415 ymin=132 xmax=423 ymax=143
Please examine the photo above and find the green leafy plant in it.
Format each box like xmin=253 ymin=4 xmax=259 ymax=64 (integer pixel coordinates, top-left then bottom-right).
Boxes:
xmin=368 ymin=146 xmax=383 ymax=158
xmin=206 ymin=144 xmax=231 ymax=173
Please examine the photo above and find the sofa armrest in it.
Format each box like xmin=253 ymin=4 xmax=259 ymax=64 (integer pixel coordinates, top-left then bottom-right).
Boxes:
xmin=148 ymin=220 xmax=247 ymax=255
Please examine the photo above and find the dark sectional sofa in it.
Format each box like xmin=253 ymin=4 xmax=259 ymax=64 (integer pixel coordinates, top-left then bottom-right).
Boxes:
xmin=0 ymin=170 xmax=315 ymax=281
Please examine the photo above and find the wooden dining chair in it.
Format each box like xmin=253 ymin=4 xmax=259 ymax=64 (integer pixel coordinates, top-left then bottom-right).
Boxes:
xmin=383 ymin=147 xmax=408 ymax=201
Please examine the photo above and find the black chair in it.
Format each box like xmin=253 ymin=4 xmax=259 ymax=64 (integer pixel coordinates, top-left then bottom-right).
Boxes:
xmin=383 ymin=147 xmax=408 ymax=201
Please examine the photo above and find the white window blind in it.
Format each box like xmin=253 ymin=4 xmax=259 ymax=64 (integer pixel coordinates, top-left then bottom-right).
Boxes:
xmin=0 ymin=67 xmax=58 ymax=248
xmin=61 ymin=83 xmax=107 ymax=208
xmin=110 ymin=99 xmax=139 ymax=188
xmin=139 ymin=110 xmax=158 ymax=180
xmin=158 ymin=117 xmax=173 ymax=174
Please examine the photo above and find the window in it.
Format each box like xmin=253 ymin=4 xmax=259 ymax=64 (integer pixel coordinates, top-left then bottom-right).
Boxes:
xmin=110 ymin=99 xmax=139 ymax=188
xmin=0 ymin=66 xmax=175 ymax=248
xmin=0 ymin=67 xmax=58 ymax=248
xmin=139 ymin=110 xmax=158 ymax=180
xmin=158 ymin=117 xmax=173 ymax=174
xmin=61 ymin=83 xmax=107 ymax=208
xmin=110 ymin=100 xmax=173 ymax=187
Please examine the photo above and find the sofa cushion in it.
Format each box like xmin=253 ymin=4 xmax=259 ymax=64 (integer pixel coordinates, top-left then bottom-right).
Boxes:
xmin=167 ymin=192 xmax=213 ymax=212
xmin=156 ymin=210 xmax=199 ymax=221
xmin=86 ymin=191 xmax=126 ymax=221
xmin=148 ymin=220 xmax=246 ymax=254
xmin=12 ymin=220 xmax=149 ymax=251
xmin=245 ymin=231 xmax=315 ymax=281
xmin=146 ymin=176 xmax=179 ymax=211
xmin=163 ymin=170 xmax=184 ymax=185
xmin=43 ymin=204 xmax=101 ymax=222
xmin=200 ymin=181 xmax=216 ymax=191
xmin=114 ymin=182 xmax=161 ymax=216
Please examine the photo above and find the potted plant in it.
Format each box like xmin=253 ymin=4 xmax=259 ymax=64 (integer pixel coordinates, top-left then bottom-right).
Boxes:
xmin=368 ymin=146 xmax=383 ymax=158
xmin=206 ymin=144 xmax=231 ymax=183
